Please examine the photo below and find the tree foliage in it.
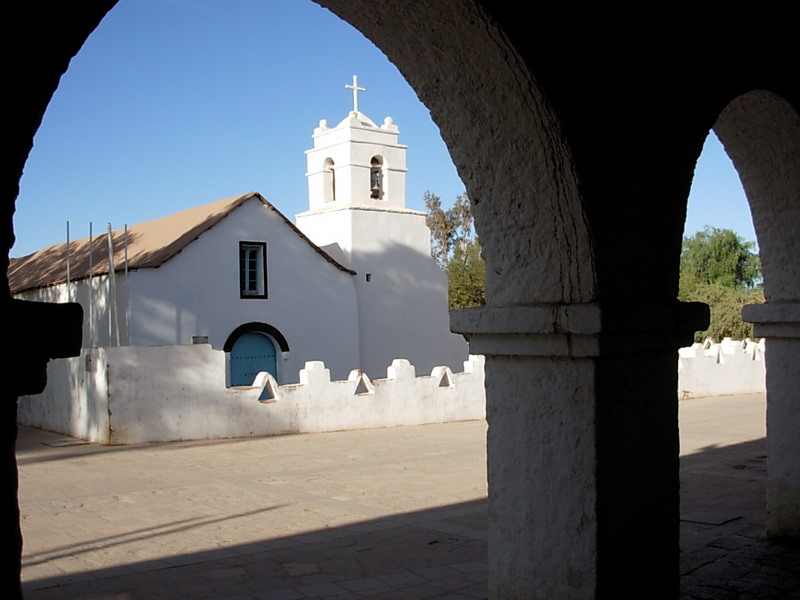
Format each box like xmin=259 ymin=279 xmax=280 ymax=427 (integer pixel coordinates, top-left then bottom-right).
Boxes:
xmin=427 ymin=206 xmax=765 ymax=337
xmin=424 ymin=191 xmax=485 ymax=310
xmin=679 ymin=226 xmax=761 ymax=293
xmin=678 ymin=226 xmax=763 ymax=342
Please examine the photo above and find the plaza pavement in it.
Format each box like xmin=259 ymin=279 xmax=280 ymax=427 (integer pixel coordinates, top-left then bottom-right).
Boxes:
xmin=16 ymin=393 xmax=800 ymax=599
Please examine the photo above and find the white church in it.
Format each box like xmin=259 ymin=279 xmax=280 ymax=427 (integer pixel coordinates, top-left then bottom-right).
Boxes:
xmin=9 ymin=78 xmax=468 ymax=385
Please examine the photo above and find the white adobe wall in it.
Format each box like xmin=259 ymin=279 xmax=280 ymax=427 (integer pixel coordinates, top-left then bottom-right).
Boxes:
xmin=127 ymin=197 xmax=361 ymax=384
xmin=296 ymin=206 xmax=469 ymax=376
xmin=17 ymin=348 xmax=112 ymax=443
xmin=14 ymin=274 xmax=131 ymax=349
xmin=17 ymin=338 xmax=767 ymax=445
xmin=270 ymin=357 xmax=484 ymax=435
xmin=17 ymin=197 xmax=363 ymax=383
xmin=294 ymin=206 xmax=356 ymax=262
xmin=295 ymin=204 xmax=430 ymax=262
xmin=349 ymin=209 xmax=469 ymax=375
xmin=15 ymin=195 xmax=465 ymax=382
xmin=17 ymin=345 xmax=486 ymax=445
xmin=306 ymin=113 xmax=407 ymax=211
xmin=678 ymin=338 xmax=766 ymax=398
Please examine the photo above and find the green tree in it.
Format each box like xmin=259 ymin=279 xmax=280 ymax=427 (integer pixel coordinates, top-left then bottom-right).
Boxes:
xmin=424 ymin=191 xmax=455 ymax=268
xmin=678 ymin=226 xmax=763 ymax=341
xmin=446 ymin=237 xmax=485 ymax=309
xmin=424 ymin=191 xmax=485 ymax=309
xmin=679 ymin=226 xmax=761 ymax=293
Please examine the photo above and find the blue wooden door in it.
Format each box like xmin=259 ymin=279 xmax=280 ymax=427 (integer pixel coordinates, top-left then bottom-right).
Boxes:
xmin=229 ymin=332 xmax=277 ymax=386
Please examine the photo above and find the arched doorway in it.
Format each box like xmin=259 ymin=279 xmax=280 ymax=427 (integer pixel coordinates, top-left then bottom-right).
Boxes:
xmin=228 ymin=332 xmax=277 ymax=386
xmin=224 ymin=322 xmax=290 ymax=387
xmin=714 ymin=90 xmax=800 ymax=537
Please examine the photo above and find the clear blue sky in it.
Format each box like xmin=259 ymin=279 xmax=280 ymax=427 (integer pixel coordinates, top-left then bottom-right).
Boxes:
xmin=11 ymin=0 xmax=756 ymax=258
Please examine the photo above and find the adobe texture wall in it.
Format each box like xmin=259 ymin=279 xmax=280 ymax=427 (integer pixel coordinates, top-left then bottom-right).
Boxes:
xmin=17 ymin=347 xmax=485 ymax=445
xmin=678 ymin=339 xmax=765 ymax=399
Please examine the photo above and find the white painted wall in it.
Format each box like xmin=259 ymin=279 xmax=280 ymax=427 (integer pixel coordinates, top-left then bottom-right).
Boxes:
xmin=17 ymin=345 xmax=486 ymax=445
xmin=15 ymin=273 xmax=132 ymax=349
xmin=297 ymin=206 xmax=469 ymax=375
xmin=678 ymin=338 xmax=766 ymax=398
xmin=15 ymin=192 xmax=469 ymax=382
xmin=126 ymin=197 xmax=361 ymax=382
xmin=17 ymin=348 xmax=112 ymax=443
xmin=306 ymin=112 xmax=406 ymax=210
xmin=15 ymin=197 xmax=363 ymax=383
xmin=17 ymin=337 xmax=766 ymax=445
xmin=298 ymin=108 xmax=470 ymax=377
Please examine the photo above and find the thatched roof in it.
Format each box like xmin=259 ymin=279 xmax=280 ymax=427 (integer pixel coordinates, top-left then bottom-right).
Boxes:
xmin=9 ymin=192 xmax=354 ymax=294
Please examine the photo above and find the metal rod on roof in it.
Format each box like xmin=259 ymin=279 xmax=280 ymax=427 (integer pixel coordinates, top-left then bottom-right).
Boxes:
xmin=107 ymin=223 xmax=120 ymax=347
xmin=66 ymin=221 xmax=71 ymax=301
xmin=125 ymin=223 xmax=131 ymax=344
xmin=124 ymin=225 xmax=129 ymax=345
xmin=88 ymin=222 xmax=94 ymax=348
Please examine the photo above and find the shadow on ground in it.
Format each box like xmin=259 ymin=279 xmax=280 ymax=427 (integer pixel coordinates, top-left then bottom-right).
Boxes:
xmin=680 ymin=437 xmax=800 ymax=599
xmin=17 ymin=425 xmax=800 ymax=599
xmin=23 ymin=498 xmax=488 ymax=599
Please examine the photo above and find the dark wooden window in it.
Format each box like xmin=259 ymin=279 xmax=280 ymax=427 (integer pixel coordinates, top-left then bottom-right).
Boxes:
xmin=239 ymin=242 xmax=267 ymax=298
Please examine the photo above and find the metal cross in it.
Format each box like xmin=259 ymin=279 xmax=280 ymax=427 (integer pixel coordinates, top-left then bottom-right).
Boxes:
xmin=345 ymin=75 xmax=365 ymax=113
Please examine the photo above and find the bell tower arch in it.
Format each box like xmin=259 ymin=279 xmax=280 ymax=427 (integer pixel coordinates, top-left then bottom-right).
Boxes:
xmin=296 ymin=77 xmax=426 ymax=267
xmin=304 ymin=76 xmax=407 ymax=212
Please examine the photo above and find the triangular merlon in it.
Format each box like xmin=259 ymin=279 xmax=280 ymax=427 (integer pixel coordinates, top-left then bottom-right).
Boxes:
xmin=348 ymin=369 xmax=375 ymax=395
xmin=431 ymin=366 xmax=455 ymax=388
xmin=254 ymin=372 xmax=280 ymax=403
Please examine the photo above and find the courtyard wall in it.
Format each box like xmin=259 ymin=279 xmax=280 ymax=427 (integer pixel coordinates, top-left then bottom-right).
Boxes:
xmin=17 ymin=337 xmax=765 ymax=445
xmin=17 ymin=345 xmax=485 ymax=444
xmin=678 ymin=338 xmax=766 ymax=399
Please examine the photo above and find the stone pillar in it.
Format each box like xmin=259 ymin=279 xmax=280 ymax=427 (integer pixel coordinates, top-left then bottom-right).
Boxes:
xmin=743 ymin=302 xmax=800 ymax=537
xmin=452 ymin=301 xmax=707 ymax=598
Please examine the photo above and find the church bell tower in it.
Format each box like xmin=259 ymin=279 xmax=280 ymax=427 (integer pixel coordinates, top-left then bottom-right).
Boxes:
xmin=295 ymin=76 xmax=429 ymax=266
xmin=304 ymin=75 xmax=407 ymax=211
xmin=294 ymin=76 xmax=468 ymax=378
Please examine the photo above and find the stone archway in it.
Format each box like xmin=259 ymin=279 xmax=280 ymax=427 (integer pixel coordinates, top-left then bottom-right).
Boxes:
xmin=5 ymin=4 xmax=600 ymax=593
xmin=714 ymin=91 xmax=800 ymax=303
xmin=224 ymin=322 xmax=290 ymax=386
xmin=312 ymin=5 xmax=606 ymax=596
xmin=715 ymin=91 xmax=800 ymax=537
xmin=315 ymin=0 xmax=596 ymax=306
xmin=4 ymin=3 xmax=800 ymax=599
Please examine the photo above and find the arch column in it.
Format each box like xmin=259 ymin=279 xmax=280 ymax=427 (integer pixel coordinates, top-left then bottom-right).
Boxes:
xmin=743 ymin=302 xmax=800 ymax=537
xmin=452 ymin=300 xmax=707 ymax=598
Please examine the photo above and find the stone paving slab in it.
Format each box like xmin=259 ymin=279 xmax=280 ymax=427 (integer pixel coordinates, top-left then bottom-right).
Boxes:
xmin=15 ymin=393 xmax=800 ymax=598
xmin=678 ymin=395 xmax=800 ymax=599
xmin=18 ymin=421 xmax=488 ymax=599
